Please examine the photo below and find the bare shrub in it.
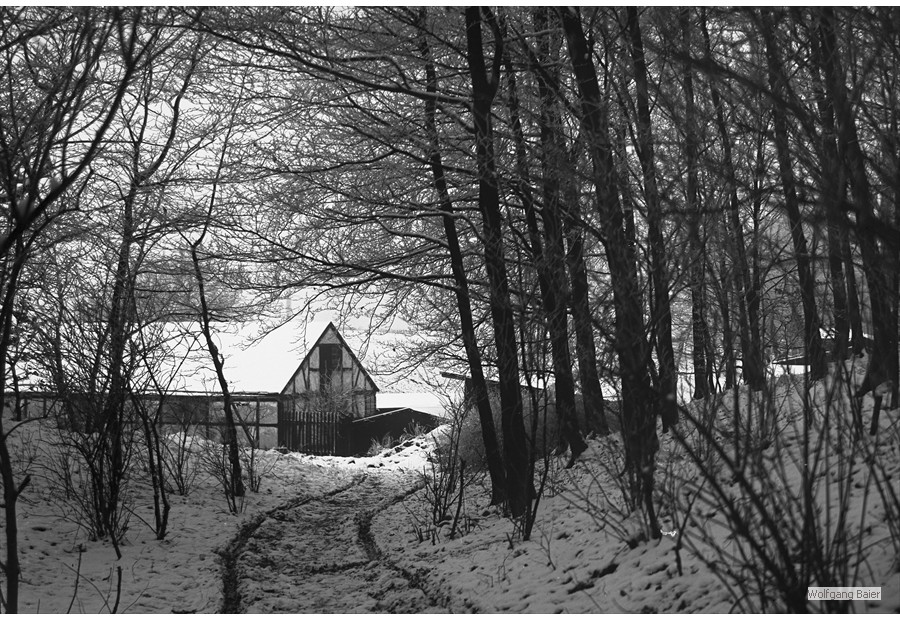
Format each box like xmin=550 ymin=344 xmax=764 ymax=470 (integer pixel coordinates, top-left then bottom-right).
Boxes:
xmin=41 ymin=428 xmax=133 ymax=546
xmin=367 ymin=433 xmax=394 ymax=457
xmin=400 ymin=421 xmax=430 ymax=442
xmin=197 ymin=437 xmax=243 ymax=514
xmin=156 ymin=397 xmax=208 ymax=497
xmin=665 ymin=362 xmax=896 ymax=613
xmin=160 ymin=431 xmax=200 ymax=496
xmin=415 ymin=404 xmax=478 ymax=542
xmin=241 ymin=446 xmax=280 ymax=494
xmin=560 ymin=432 xmax=651 ymax=548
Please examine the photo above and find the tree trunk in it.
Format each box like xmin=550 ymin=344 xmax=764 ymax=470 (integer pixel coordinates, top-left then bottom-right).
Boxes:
xmin=560 ymin=7 xmax=660 ymax=537
xmin=561 ymin=166 xmax=609 ymax=435
xmin=681 ymin=9 xmax=715 ymax=399
xmin=809 ymin=21 xmax=851 ymax=364
xmin=749 ymin=135 xmax=767 ymax=383
xmin=843 ymin=235 xmax=866 ymax=356
xmin=527 ymin=11 xmax=609 ymax=432
xmin=506 ymin=8 xmax=586 ymax=461
xmin=760 ymin=9 xmax=827 ymax=381
xmin=817 ymin=7 xmax=898 ymax=410
xmin=192 ymin=248 xmax=245 ymax=499
xmin=701 ymin=8 xmax=766 ymax=390
xmin=465 ymin=7 xmax=531 ymax=518
xmin=625 ymin=6 xmax=678 ymax=429
xmin=718 ymin=251 xmax=737 ymax=390
xmin=416 ymin=10 xmax=507 ymax=505
xmin=0 ymin=246 xmax=28 ymax=613
xmin=101 ymin=181 xmax=137 ymax=549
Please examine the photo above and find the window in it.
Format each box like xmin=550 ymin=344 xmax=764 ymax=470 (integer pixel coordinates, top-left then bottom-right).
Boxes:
xmin=319 ymin=343 xmax=342 ymax=392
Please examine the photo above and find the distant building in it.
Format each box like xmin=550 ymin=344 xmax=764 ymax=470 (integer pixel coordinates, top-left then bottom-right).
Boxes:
xmin=279 ymin=322 xmax=379 ymax=453
xmin=4 ymin=321 xmax=445 ymax=456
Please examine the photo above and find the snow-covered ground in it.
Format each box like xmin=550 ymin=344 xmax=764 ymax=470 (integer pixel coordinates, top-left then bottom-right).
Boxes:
xmin=5 ymin=421 xmax=434 ymax=614
xmin=372 ymin=359 xmax=899 ymax=614
xmin=2 ymin=357 xmax=898 ymax=614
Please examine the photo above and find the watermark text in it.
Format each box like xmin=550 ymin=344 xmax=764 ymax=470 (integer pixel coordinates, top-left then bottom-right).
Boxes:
xmin=808 ymin=587 xmax=881 ymax=601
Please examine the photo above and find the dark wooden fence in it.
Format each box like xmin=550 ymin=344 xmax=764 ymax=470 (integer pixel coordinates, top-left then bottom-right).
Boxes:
xmin=277 ymin=406 xmax=350 ymax=455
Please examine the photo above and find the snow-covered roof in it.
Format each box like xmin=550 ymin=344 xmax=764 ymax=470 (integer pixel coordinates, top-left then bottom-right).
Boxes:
xmin=9 ymin=311 xmax=452 ymax=416
xmin=168 ymin=316 xmax=439 ymax=396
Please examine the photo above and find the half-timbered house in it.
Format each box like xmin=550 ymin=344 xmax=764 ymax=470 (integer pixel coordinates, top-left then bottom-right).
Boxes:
xmin=278 ymin=322 xmax=380 ymax=454
xmin=4 ymin=320 xmax=445 ymax=456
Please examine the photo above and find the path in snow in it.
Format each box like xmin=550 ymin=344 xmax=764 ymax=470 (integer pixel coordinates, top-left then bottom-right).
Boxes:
xmin=221 ymin=470 xmax=449 ymax=613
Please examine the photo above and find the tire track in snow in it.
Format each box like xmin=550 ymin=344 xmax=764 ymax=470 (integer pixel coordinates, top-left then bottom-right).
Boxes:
xmin=222 ymin=471 xmax=448 ymax=613
xmin=218 ymin=473 xmax=368 ymax=613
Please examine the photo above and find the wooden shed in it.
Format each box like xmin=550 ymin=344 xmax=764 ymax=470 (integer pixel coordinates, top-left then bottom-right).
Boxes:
xmin=278 ymin=322 xmax=379 ymax=454
xmin=346 ymin=407 xmax=444 ymax=456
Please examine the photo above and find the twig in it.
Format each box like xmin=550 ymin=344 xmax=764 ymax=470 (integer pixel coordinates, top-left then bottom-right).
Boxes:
xmin=111 ymin=566 xmax=123 ymax=614
xmin=66 ymin=549 xmax=83 ymax=613
xmin=449 ymin=459 xmax=465 ymax=538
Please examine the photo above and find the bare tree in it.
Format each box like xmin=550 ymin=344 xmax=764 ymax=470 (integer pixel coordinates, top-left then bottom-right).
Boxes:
xmin=416 ymin=8 xmax=507 ymax=506
xmin=0 ymin=8 xmax=172 ymax=610
xmin=759 ymin=8 xmax=827 ymax=382
xmin=465 ymin=7 xmax=532 ymax=518
xmin=560 ymin=7 xmax=661 ymax=536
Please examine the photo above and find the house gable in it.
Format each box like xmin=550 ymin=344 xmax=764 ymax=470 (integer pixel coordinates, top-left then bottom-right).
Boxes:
xmin=280 ymin=322 xmax=378 ymax=420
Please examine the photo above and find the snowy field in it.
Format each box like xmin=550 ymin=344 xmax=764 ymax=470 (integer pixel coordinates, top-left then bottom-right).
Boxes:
xmin=3 ymin=359 xmax=899 ymax=614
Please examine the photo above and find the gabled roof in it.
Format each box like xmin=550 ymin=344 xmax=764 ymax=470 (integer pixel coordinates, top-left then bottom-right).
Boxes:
xmin=280 ymin=321 xmax=379 ymax=395
xmin=9 ymin=313 xmax=452 ymax=416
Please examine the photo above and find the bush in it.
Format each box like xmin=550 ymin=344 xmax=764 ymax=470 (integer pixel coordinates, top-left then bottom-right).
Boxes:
xmin=197 ymin=437 xmax=244 ymax=514
xmin=41 ymin=428 xmax=133 ymax=547
xmin=241 ymin=445 xmax=279 ymax=493
xmin=662 ymin=363 xmax=897 ymax=613
xmin=160 ymin=431 xmax=200 ymax=496
xmin=411 ymin=403 xmax=478 ymax=543
xmin=367 ymin=433 xmax=394 ymax=457
xmin=560 ymin=432 xmax=652 ymax=548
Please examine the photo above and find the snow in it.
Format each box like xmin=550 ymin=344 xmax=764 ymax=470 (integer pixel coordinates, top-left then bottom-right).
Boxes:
xmin=6 ymin=417 xmax=434 ymax=613
xmin=373 ymin=358 xmax=899 ymax=613
xmin=2 ymin=355 xmax=898 ymax=613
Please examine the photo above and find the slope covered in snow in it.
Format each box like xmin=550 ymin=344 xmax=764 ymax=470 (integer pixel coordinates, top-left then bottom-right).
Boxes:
xmin=371 ymin=358 xmax=899 ymax=614
xmin=1 ymin=356 xmax=897 ymax=613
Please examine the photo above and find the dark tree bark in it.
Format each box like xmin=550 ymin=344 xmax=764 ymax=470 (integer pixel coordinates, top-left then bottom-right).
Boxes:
xmin=560 ymin=7 xmax=660 ymax=537
xmin=0 ymin=243 xmax=29 ymax=614
xmin=416 ymin=9 xmax=507 ymax=505
xmin=192 ymin=247 xmax=245 ymax=499
xmin=504 ymin=9 xmax=586 ymax=462
xmin=100 ymin=174 xmax=136 ymax=550
xmin=102 ymin=48 xmax=198 ymax=540
xmin=560 ymin=151 xmax=609 ymax=436
xmin=843 ymin=236 xmax=866 ymax=357
xmin=526 ymin=9 xmax=609 ymax=436
xmin=760 ymin=9 xmax=828 ymax=381
xmin=816 ymin=8 xmax=899 ymax=422
xmin=189 ymin=90 xmax=245 ymax=501
xmin=465 ymin=7 xmax=531 ymax=517
xmin=625 ymin=6 xmax=678 ymax=429
xmin=680 ymin=9 xmax=715 ymax=399
xmin=750 ymin=132 xmax=766 ymax=374
xmin=717 ymin=251 xmax=737 ymax=390
xmin=809 ymin=19 xmax=851 ymax=365
xmin=700 ymin=8 xmax=766 ymax=390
